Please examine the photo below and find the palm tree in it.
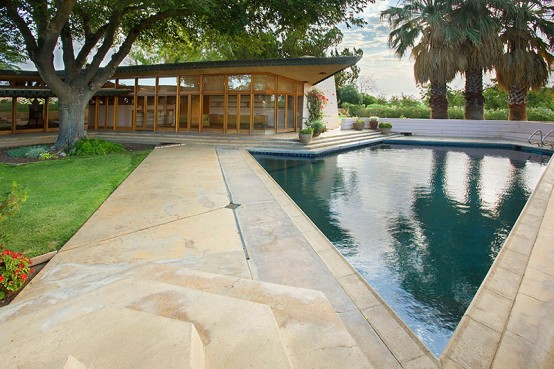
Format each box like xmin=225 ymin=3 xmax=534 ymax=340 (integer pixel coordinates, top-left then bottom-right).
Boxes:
xmin=447 ymin=0 xmax=503 ymax=120
xmin=382 ymin=0 xmax=464 ymax=119
xmin=496 ymin=0 xmax=554 ymax=121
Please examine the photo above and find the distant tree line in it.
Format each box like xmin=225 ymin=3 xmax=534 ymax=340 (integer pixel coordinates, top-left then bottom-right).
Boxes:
xmin=338 ymin=82 xmax=554 ymax=121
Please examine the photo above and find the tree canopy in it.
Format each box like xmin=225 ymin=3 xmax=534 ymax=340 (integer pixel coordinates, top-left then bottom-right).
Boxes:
xmin=0 ymin=0 xmax=372 ymax=148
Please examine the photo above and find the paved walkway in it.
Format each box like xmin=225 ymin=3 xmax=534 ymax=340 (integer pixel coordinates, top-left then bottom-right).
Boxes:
xmin=2 ymin=140 xmax=553 ymax=368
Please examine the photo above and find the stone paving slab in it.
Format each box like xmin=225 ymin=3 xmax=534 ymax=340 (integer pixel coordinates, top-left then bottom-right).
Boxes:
xmin=0 ymin=306 xmax=204 ymax=369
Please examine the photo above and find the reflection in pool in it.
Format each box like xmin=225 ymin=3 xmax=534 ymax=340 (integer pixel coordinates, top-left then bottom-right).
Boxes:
xmin=255 ymin=144 xmax=550 ymax=355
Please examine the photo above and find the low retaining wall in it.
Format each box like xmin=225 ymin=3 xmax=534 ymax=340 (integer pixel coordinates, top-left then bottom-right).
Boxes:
xmin=341 ymin=118 xmax=554 ymax=142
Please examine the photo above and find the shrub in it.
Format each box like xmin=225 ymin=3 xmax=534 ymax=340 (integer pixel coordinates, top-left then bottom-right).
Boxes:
xmin=309 ymin=120 xmax=327 ymax=134
xmin=527 ymin=107 xmax=554 ymax=121
xmin=447 ymin=107 xmax=464 ymax=119
xmin=70 ymin=138 xmax=126 ymax=156
xmin=369 ymin=116 xmax=379 ymax=123
xmin=0 ymin=247 xmax=33 ymax=300
xmin=378 ymin=122 xmax=393 ymax=129
xmin=6 ymin=145 xmax=49 ymax=159
xmin=39 ymin=152 xmax=55 ymax=161
xmin=485 ymin=109 xmax=509 ymax=120
xmin=299 ymin=127 xmax=314 ymax=135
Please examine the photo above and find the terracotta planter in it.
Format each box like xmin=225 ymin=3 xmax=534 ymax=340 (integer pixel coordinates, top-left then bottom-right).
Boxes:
xmin=353 ymin=122 xmax=364 ymax=130
xmin=299 ymin=132 xmax=313 ymax=144
xmin=313 ymin=131 xmax=321 ymax=138
xmin=369 ymin=121 xmax=378 ymax=130
xmin=379 ymin=127 xmax=392 ymax=135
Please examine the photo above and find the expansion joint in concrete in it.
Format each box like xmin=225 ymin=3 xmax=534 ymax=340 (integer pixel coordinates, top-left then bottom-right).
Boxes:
xmin=215 ymin=149 xmax=254 ymax=279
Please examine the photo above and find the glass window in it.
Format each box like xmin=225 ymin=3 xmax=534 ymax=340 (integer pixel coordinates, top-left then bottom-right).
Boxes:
xmin=0 ymin=97 xmax=12 ymax=131
xmin=0 ymin=80 xmax=10 ymax=87
xmin=287 ymin=95 xmax=295 ymax=130
xmin=158 ymin=77 xmax=177 ymax=95
xmin=202 ymin=95 xmax=224 ymax=131
xmin=179 ymin=95 xmax=189 ymax=130
xmin=228 ymin=75 xmax=251 ymax=91
xmin=227 ymin=95 xmax=238 ymax=131
xmin=203 ymin=75 xmax=225 ymax=92
xmin=137 ymin=78 xmax=156 ymax=95
xmin=117 ymin=78 xmax=135 ymax=91
xmin=190 ymin=95 xmax=200 ymax=130
xmin=157 ymin=95 xmax=176 ymax=129
xmin=116 ymin=95 xmax=134 ymax=128
xmin=47 ymin=97 xmax=59 ymax=129
xmin=239 ymin=95 xmax=251 ymax=131
xmin=135 ymin=95 xmax=155 ymax=129
xmin=297 ymin=95 xmax=304 ymax=128
xmin=16 ymin=97 xmax=45 ymax=130
xmin=277 ymin=95 xmax=286 ymax=130
xmin=180 ymin=76 xmax=200 ymax=92
xmin=278 ymin=78 xmax=295 ymax=93
xmin=253 ymin=94 xmax=275 ymax=131
xmin=253 ymin=74 xmax=275 ymax=92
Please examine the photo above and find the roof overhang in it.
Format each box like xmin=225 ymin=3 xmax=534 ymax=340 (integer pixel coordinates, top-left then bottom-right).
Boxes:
xmin=113 ymin=56 xmax=361 ymax=85
xmin=0 ymin=56 xmax=361 ymax=86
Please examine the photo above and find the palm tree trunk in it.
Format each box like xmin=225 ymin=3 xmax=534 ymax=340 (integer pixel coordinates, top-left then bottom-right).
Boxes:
xmin=508 ymin=85 xmax=528 ymax=121
xmin=464 ymin=68 xmax=484 ymax=120
xmin=429 ymin=82 xmax=448 ymax=119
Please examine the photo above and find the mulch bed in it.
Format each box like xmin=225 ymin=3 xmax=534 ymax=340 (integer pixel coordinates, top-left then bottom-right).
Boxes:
xmin=0 ymin=143 xmax=155 ymax=164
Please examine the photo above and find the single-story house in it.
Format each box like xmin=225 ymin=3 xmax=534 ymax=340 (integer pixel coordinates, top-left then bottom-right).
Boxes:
xmin=0 ymin=56 xmax=359 ymax=136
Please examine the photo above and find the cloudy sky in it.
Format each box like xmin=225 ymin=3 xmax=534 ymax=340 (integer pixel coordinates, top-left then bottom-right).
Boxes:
xmin=337 ymin=0 xmax=427 ymax=97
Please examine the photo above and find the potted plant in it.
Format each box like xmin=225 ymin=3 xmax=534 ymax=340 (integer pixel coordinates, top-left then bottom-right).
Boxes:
xmin=310 ymin=120 xmax=327 ymax=137
xmin=353 ymin=117 xmax=365 ymax=130
xmin=369 ymin=116 xmax=379 ymax=130
xmin=378 ymin=121 xmax=393 ymax=135
xmin=299 ymin=126 xmax=314 ymax=144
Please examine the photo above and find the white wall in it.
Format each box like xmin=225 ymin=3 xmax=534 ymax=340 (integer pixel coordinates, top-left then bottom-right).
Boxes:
xmin=341 ymin=117 xmax=554 ymax=142
xmin=303 ymin=76 xmax=340 ymax=129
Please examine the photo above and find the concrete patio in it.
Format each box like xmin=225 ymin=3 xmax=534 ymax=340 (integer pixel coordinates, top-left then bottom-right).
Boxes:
xmin=0 ymin=134 xmax=553 ymax=368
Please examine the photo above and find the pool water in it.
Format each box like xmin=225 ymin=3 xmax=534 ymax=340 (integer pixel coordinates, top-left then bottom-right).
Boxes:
xmin=255 ymin=144 xmax=550 ymax=355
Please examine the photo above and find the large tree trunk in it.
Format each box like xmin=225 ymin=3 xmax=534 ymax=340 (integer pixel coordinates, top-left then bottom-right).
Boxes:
xmin=53 ymin=94 xmax=90 ymax=150
xmin=508 ymin=85 xmax=528 ymax=121
xmin=429 ymin=82 xmax=449 ymax=119
xmin=464 ymin=68 xmax=484 ymax=120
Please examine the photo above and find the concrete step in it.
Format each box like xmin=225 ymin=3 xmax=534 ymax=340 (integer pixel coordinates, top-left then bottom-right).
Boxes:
xmin=0 ymin=306 xmax=205 ymax=369
xmin=124 ymin=263 xmax=374 ymax=369
xmin=5 ymin=262 xmax=373 ymax=369
xmin=0 ymin=278 xmax=293 ymax=369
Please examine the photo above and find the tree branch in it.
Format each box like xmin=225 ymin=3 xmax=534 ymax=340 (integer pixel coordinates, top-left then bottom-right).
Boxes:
xmin=61 ymin=23 xmax=77 ymax=81
xmin=91 ymin=10 xmax=185 ymax=87
xmin=4 ymin=1 xmax=39 ymax=60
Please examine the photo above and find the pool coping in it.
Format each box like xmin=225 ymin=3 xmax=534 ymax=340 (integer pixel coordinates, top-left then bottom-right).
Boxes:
xmin=245 ymin=139 xmax=554 ymax=369
xmin=248 ymin=135 xmax=554 ymax=158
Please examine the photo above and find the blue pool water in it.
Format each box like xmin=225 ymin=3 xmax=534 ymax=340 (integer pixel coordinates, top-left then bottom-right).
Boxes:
xmin=255 ymin=144 xmax=550 ymax=355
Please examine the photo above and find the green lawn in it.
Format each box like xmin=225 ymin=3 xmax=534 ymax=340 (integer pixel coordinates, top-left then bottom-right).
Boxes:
xmin=0 ymin=151 xmax=151 ymax=257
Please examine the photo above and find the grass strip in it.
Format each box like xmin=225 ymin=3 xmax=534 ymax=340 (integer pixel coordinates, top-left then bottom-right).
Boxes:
xmin=0 ymin=150 xmax=150 ymax=257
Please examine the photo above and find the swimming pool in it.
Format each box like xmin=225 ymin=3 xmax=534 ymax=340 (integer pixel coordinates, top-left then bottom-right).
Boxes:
xmin=255 ymin=144 xmax=551 ymax=355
